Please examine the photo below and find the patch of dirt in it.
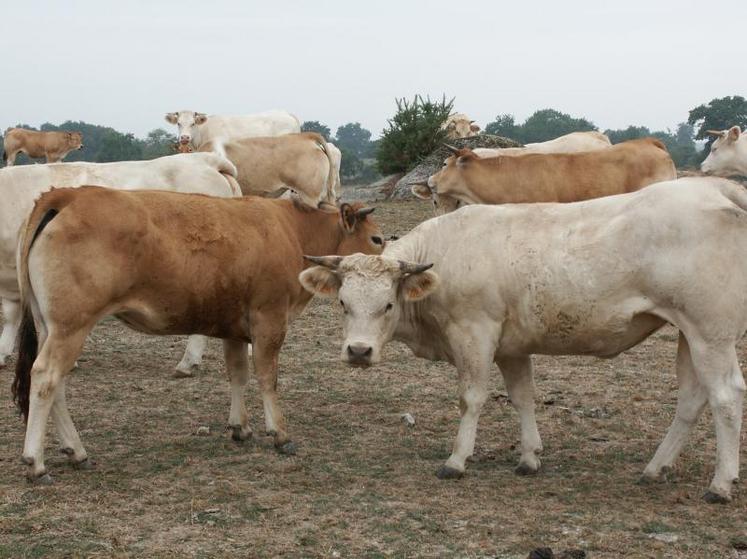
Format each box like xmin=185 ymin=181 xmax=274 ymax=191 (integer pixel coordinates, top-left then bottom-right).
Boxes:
xmin=0 ymin=199 xmax=745 ymax=558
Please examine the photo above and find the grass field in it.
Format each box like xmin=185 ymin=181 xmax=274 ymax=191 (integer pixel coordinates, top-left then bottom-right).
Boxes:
xmin=0 ymin=199 xmax=745 ymax=558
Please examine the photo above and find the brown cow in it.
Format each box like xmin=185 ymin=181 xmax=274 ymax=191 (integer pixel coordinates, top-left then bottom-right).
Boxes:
xmin=417 ymin=138 xmax=676 ymax=212
xmin=198 ymin=132 xmax=340 ymax=206
xmin=12 ymin=187 xmax=384 ymax=483
xmin=3 ymin=128 xmax=83 ymax=165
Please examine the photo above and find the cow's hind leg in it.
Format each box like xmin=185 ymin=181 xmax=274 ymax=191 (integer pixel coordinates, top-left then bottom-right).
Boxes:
xmin=175 ymin=335 xmax=207 ymax=377
xmin=223 ymin=339 xmax=252 ymax=441
xmin=0 ymin=298 xmax=21 ymax=367
xmin=23 ymin=330 xmax=87 ymax=483
xmin=643 ymin=332 xmax=707 ymax=483
xmin=52 ymin=377 xmax=91 ymax=469
xmin=497 ymin=355 xmax=543 ymax=475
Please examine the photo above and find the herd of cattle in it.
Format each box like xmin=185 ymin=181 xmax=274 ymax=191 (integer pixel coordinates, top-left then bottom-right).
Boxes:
xmin=1 ymin=110 xmax=747 ymax=506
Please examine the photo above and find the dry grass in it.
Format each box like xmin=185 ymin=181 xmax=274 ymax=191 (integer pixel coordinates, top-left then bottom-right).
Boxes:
xmin=0 ymin=199 xmax=746 ymax=558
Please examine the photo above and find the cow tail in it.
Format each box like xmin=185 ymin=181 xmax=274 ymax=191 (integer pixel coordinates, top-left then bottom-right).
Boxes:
xmin=320 ymin=142 xmax=339 ymax=204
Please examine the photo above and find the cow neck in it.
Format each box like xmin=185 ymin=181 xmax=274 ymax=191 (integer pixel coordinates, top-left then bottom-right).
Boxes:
xmin=295 ymin=208 xmax=345 ymax=256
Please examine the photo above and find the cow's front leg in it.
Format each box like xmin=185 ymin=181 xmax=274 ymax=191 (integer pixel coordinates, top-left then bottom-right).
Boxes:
xmin=223 ymin=340 xmax=253 ymax=441
xmin=251 ymin=310 xmax=294 ymax=454
xmin=497 ymin=355 xmax=542 ymax=475
xmin=0 ymin=298 xmax=21 ymax=367
xmin=437 ymin=326 xmax=495 ymax=479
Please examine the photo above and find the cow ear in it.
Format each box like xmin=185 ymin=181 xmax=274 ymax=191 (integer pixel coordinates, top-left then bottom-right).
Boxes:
xmin=401 ymin=270 xmax=439 ymax=301
xmin=411 ymin=183 xmax=433 ymax=200
xmin=299 ymin=266 xmax=341 ymax=298
xmin=194 ymin=113 xmax=208 ymax=125
xmin=339 ymin=203 xmax=357 ymax=233
xmin=728 ymin=126 xmax=741 ymax=142
xmin=165 ymin=112 xmax=179 ymax=124
xmin=469 ymin=122 xmax=480 ymax=133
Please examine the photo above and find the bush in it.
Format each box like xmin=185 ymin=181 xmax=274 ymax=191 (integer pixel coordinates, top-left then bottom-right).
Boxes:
xmin=376 ymin=95 xmax=453 ymax=175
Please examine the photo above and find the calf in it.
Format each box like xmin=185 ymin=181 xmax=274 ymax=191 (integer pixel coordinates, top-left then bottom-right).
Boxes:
xmin=3 ymin=128 xmax=83 ymax=165
xmin=302 ymin=177 xmax=747 ymax=503
xmin=13 ymin=188 xmax=383 ymax=483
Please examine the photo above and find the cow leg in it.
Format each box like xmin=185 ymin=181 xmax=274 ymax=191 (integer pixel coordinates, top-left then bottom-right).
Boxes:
xmin=643 ymin=332 xmax=707 ymax=482
xmin=51 ymin=377 xmax=90 ymax=468
xmin=0 ymin=298 xmax=21 ymax=367
xmin=497 ymin=355 xmax=543 ymax=475
xmin=223 ymin=339 xmax=252 ymax=441
xmin=251 ymin=311 xmax=294 ymax=454
xmin=175 ymin=335 xmax=207 ymax=377
xmin=5 ymin=150 xmax=18 ymax=166
xmin=45 ymin=154 xmax=62 ymax=163
xmin=23 ymin=331 xmax=86 ymax=483
xmin=438 ymin=330 xmax=494 ymax=479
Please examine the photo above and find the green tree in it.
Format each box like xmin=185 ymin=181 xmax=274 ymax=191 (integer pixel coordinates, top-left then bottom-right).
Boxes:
xmin=520 ymin=109 xmax=596 ymax=143
xmin=339 ymin=147 xmax=364 ymax=178
xmin=688 ymin=96 xmax=747 ymax=140
xmin=141 ymin=128 xmax=176 ymax=160
xmin=335 ymin=122 xmax=372 ymax=158
xmin=95 ymin=130 xmax=143 ymax=162
xmin=376 ymin=95 xmax=454 ymax=175
xmin=484 ymin=114 xmax=518 ymax=139
xmin=604 ymin=125 xmax=652 ymax=144
xmin=301 ymin=120 xmax=332 ymax=140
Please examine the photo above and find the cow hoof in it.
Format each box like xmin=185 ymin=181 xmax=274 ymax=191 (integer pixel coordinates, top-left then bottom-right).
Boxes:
xmin=60 ymin=447 xmax=74 ymax=456
xmin=29 ymin=472 xmax=54 ymax=486
xmin=172 ymin=367 xmax=196 ymax=379
xmin=72 ymin=458 xmax=94 ymax=471
xmin=515 ymin=463 xmax=540 ymax=476
xmin=703 ymin=490 xmax=731 ymax=504
xmin=276 ymin=441 xmax=297 ymax=456
xmin=436 ymin=465 xmax=464 ymax=480
xmin=231 ymin=426 xmax=252 ymax=442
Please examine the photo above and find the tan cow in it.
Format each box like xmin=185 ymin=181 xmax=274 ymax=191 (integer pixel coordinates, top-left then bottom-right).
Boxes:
xmin=441 ymin=113 xmax=480 ymax=139
xmin=197 ymin=132 xmax=340 ymax=206
xmin=13 ymin=187 xmax=384 ymax=483
xmin=414 ymin=138 xmax=675 ymax=214
xmin=3 ymin=128 xmax=83 ymax=165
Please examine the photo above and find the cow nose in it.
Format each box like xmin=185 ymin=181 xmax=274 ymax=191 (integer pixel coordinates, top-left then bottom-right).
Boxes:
xmin=346 ymin=344 xmax=373 ymax=364
xmin=179 ymin=136 xmax=190 ymax=143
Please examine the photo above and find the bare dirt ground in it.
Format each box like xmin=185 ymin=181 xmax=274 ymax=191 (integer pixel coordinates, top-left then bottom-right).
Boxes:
xmin=0 ymin=199 xmax=746 ymax=558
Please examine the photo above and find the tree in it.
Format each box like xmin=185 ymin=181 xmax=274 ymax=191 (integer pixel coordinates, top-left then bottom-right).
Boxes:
xmin=688 ymin=96 xmax=747 ymax=140
xmin=605 ymin=122 xmax=699 ymax=169
xmin=484 ymin=114 xmax=518 ymax=139
xmin=95 ymin=130 xmax=143 ymax=162
xmin=141 ymin=128 xmax=176 ymax=160
xmin=335 ymin=122 xmax=372 ymax=158
xmin=604 ymin=125 xmax=652 ymax=144
xmin=520 ymin=109 xmax=596 ymax=143
xmin=376 ymin=95 xmax=454 ymax=175
xmin=301 ymin=120 xmax=331 ymax=140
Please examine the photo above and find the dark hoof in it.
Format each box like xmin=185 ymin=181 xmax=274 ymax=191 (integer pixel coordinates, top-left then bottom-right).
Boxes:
xmin=436 ymin=465 xmax=464 ymax=480
xmin=28 ymin=472 xmax=53 ymax=486
xmin=515 ymin=463 xmax=540 ymax=476
xmin=703 ymin=490 xmax=730 ymax=504
xmin=231 ymin=426 xmax=252 ymax=442
xmin=72 ymin=458 xmax=94 ymax=471
xmin=276 ymin=441 xmax=297 ymax=456
xmin=172 ymin=368 xmax=195 ymax=379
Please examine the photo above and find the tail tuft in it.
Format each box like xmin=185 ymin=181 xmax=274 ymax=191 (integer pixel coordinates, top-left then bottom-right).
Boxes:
xmin=12 ymin=306 xmax=38 ymax=422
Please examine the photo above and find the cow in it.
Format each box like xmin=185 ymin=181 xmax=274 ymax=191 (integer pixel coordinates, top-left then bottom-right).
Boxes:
xmin=196 ymin=132 xmax=341 ymax=207
xmin=3 ymin=128 xmax=83 ymax=165
xmin=412 ymin=137 xmax=676 ymax=215
xmin=164 ymin=109 xmax=301 ymax=151
xmin=12 ymin=187 xmax=383 ymax=483
xmin=702 ymin=127 xmax=747 ymax=176
xmin=0 ymin=153 xmax=241 ymax=370
xmin=300 ymin=177 xmax=747 ymax=504
xmin=472 ymin=130 xmax=611 ymax=158
xmin=441 ymin=113 xmax=480 ymax=139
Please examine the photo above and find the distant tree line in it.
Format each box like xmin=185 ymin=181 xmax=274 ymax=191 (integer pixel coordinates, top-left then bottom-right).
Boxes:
xmin=301 ymin=120 xmax=379 ymax=182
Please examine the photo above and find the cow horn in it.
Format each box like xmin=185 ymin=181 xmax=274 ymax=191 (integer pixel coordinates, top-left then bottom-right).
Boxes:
xmin=399 ymin=261 xmax=434 ymax=275
xmin=443 ymin=144 xmax=461 ymax=155
xmin=355 ymin=207 xmax=376 ymax=218
xmin=706 ymin=129 xmax=725 ymax=137
xmin=304 ymin=255 xmax=343 ymax=269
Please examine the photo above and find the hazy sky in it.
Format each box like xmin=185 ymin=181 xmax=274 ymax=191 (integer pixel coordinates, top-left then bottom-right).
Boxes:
xmin=2 ymin=0 xmax=745 ymax=139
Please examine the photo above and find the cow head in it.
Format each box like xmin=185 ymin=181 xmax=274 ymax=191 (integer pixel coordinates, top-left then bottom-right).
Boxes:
xmin=411 ymin=181 xmax=463 ymax=215
xmin=442 ymin=114 xmax=480 ymax=140
xmin=418 ymin=145 xmax=479 ymax=213
xmin=335 ymin=203 xmax=385 ymax=256
xmin=701 ymin=126 xmax=745 ymax=176
xmin=165 ymin=110 xmax=208 ymax=147
xmin=299 ymin=254 xmax=439 ymax=367
xmin=66 ymin=132 xmax=83 ymax=151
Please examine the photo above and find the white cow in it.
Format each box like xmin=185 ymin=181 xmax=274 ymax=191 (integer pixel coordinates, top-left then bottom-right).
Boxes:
xmin=472 ymin=130 xmax=611 ymax=158
xmin=441 ymin=113 xmax=480 ymax=139
xmin=0 ymin=153 xmax=241 ymax=368
xmin=164 ymin=110 xmax=301 ymax=151
xmin=301 ymin=177 xmax=747 ymax=503
xmin=702 ymin=126 xmax=747 ymax=176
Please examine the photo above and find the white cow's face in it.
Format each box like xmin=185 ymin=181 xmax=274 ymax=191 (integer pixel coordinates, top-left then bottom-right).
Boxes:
xmin=299 ymin=254 xmax=439 ymax=367
xmin=701 ymin=127 xmax=744 ymax=175
xmin=164 ymin=110 xmax=208 ymax=146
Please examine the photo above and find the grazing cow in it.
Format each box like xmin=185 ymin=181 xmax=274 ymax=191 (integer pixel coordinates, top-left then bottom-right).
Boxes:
xmin=441 ymin=113 xmax=480 ymax=139
xmin=472 ymin=130 xmax=611 ymax=158
xmin=301 ymin=177 xmax=747 ymax=503
xmin=197 ymin=132 xmax=341 ymax=206
xmin=164 ymin=109 xmax=301 ymax=150
xmin=0 ymin=153 xmax=240 ymax=368
xmin=412 ymin=138 xmax=675 ymax=215
xmin=3 ymin=128 xmax=83 ymax=165
xmin=13 ymin=187 xmax=383 ymax=483
xmin=702 ymin=127 xmax=747 ymax=176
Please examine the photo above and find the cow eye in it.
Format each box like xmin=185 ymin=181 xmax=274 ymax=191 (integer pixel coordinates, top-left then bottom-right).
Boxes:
xmin=371 ymin=236 xmax=383 ymax=246
xmin=340 ymin=300 xmax=348 ymax=313
xmin=385 ymin=303 xmax=393 ymax=312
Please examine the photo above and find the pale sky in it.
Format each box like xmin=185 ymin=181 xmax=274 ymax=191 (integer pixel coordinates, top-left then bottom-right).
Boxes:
xmin=2 ymin=0 xmax=745 ymax=139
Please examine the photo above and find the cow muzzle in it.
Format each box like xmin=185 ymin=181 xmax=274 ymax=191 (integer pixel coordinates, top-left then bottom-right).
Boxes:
xmin=179 ymin=136 xmax=191 ymax=145
xmin=345 ymin=343 xmax=374 ymax=367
